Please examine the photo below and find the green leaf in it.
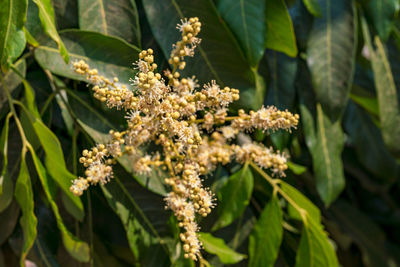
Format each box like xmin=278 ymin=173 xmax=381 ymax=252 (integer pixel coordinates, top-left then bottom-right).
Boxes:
xmin=248 ymin=195 xmax=283 ymax=267
xmin=0 ymin=59 xmax=26 ymax=117
xmin=14 ymin=152 xmax=37 ymax=266
xmin=28 ymin=147 xmax=90 ymax=262
xmin=212 ymin=163 xmax=254 ymax=231
xmin=78 ymin=0 xmax=141 ymax=46
xmin=280 ymin=181 xmax=321 ymax=223
xmin=307 ymin=0 xmax=357 ymax=120
xmin=0 ymin=201 xmax=20 ymax=246
xmin=101 ymin=174 xmax=169 ymax=265
xmin=143 ymin=0 xmax=261 ymax=109
xmin=365 ymin=0 xmax=400 ymax=41
xmin=303 ymin=0 xmax=322 ymax=17
xmin=265 ymin=0 xmax=298 ymax=57
xmin=312 ymin=104 xmax=345 ymax=206
xmin=19 ymin=91 xmax=84 ymax=221
xmin=216 ymin=0 xmax=266 ymax=66
xmin=295 ymin=217 xmax=338 ymax=267
xmin=34 ymin=30 xmax=140 ymax=87
xmin=0 ymin=113 xmax=13 ymax=212
xmin=0 ymin=0 xmax=27 ymax=70
xmin=32 ymin=0 xmax=69 ymax=63
xmin=361 ymin=17 xmax=400 ymax=157
xmin=198 ymin=232 xmax=246 ymax=264
xmin=287 ymin=161 xmax=307 ymax=175
xmin=349 ymin=91 xmax=379 ymax=117
xmin=344 ymin=102 xmax=398 ymax=182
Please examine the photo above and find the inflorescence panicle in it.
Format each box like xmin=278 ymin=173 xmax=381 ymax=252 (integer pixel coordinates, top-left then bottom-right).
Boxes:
xmin=71 ymin=17 xmax=299 ymax=261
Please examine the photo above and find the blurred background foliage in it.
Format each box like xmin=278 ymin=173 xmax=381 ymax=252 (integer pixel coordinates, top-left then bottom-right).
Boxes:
xmin=0 ymin=0 xmax=400 ymax=266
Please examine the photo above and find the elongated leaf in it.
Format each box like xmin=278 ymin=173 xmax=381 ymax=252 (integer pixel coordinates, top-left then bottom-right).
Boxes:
xmin=295 ymin=217 xmax=338 ymax=267
xmin=20 ymin=95 xmax=84 ymax=220
xmin=0 ymin=0 xmax=27 ymax=70
xmin=280 ymin=181 xmax=321 ymax=223
xmin=349 ymin=92 xmax=379 ymax=117
xmin=212 ymin=163 xmax=254 ymax=231
xmin=265 ymin=0 xmax=297 ymax=58
xmin=0 ymin=59 xmax=26 ymax=116
xmin=52 ymin=0 xmax=79 ymax=30
xmin=14 ymin=152 xmax=37 ymax=266
xmin=248 ymin=195 xmax=283 ymax=267
xmin=361 ymin=17 xmax=400 ymax=157
xmin=307 ymin=0 xmax=357 ymax=120
xmin=101 ymin=175 xmax=169 ymax=265
xmin=32 ymin=0 xmax=69 ymax=63
xmin=0 ymin=201 xmax=20 ymax=246
xmin=313 ymin=104 xmax=345 ymax=206
xmin=0 ymin=113 xmax=13 ymax=212
xmin=28 ymin=147 xmax=90 ymax=262
xmin=303 ymin=0 xmax=322 ymax=17
xmin=216 ymin=0 xmax=266 ymax=66
xmin=365 ymin=0 xmax=399 ymax=41
xmin=35 ymin=30 xmax=140 ymax=87
xmin=78 ymin=0 xmax=140 ymax=45
xmin=345 ymin=102 xmax=398 ymax=182
xmin=143 ymin=0 xmax=262 ymax=109
xmin=199 ymin=233 xmax=246 ymax=264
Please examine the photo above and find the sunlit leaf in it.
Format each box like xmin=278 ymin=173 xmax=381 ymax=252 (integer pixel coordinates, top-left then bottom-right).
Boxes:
xmin=248 ymin=195 xmax=283 ymax=267
xmin=199 ymin=232 xmax=246 ymax=264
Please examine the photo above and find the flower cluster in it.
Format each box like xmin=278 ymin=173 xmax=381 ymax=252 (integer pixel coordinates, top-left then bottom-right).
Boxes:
xmin=71 ymin=17 xmax=299 ymax=260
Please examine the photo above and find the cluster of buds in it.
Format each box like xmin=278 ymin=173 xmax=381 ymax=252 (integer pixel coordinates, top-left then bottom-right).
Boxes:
xmin=71 ymin=17 xmax=299 ymax=260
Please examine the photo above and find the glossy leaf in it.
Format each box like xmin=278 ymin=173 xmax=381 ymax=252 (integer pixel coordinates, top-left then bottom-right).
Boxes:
xmin=248 ymin=195 xmax=283 ymax=267
xmin=0 ymin=0 xmax=27 ymax=70
xmin=20 ymin=94 xmax=84 ymax=220
xmin=365 ymin=0 xmax=399 ymax=41
xmin=361 ymin=17 xmax=400 ymax=157
xmin=0 ymin=113 xmax=13 ymax=212
xmin=143 ymin=0 xmax=262 ymax=109
xmin=265 ymin=0 xmax=298 ymax=58
xmin=34 ymin=30 xmax=140 ymax=87
xmin=78 ymin=0 xmax=140 ymax=45
xmin=14 ymin=152 xmax=37 ymax=266
xmin=198 ymin=232 xmax=246 ymax=264
xmin=307 ymin=0 xmax=357 ymax=120
xmin=32 ymin=0 xmax=69 ymax=63
xmin=212 ymin=163 xmax=254 ymax=231
xmin=28 ymin=147 xmax=90 ymax=262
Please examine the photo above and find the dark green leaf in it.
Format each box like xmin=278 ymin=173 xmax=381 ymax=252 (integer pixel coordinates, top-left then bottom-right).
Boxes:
xmin=198 ymin=232 xmax=246 ymax=264
xmin=0 ymin=0 xmax=27 ymax=70
xmin=248 ymin=195 xmax=283 ymax=267
xmin=312 ymin=104 xmax=345 ymax=206
xmin=213 ymin=163 xmax=254 ymax=230
xmin=0 ymin=113 xmax=13 ymax=212
xmin=32 ymin=0 xmax=69 ymax=63
xmin=344 ymin=101 xmax=398 ymax=182
xmin=307 ymin=0 xmax=357 ymax=120
xmin=265 ymin=0 xmax=298 ymax=57
xmin=34 ymin=30 xmax=140 ymax=87
xmin=28 ymin=147 xmax=90 ymax=262
xmin=365 ymin=0 xmax=399 ymax=41
xmin=52 ymin=0 xmax=79 ymax=30
xmin=143 ymin=0 xmax=262 ymax=109
xmin=331 ymin=200 xmax=397 ymax=266
xmin=78 ymin=0 xmax=141 ymax=46
xmin=361 ymin=17 xmax=400 ymax=157
xmin=216 ymin=0 xmax=266 ymax=66
xmin=0 ymin=201 xmax=20 ymax=246
xmin=349 ymin=91 xmax=379 ymax=117
xmin=14 ymin=152 xmax=37 ymax=266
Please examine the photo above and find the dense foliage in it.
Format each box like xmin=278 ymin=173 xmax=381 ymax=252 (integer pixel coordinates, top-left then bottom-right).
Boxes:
xmin=0 ymin=0 xmax=399 ymax=266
